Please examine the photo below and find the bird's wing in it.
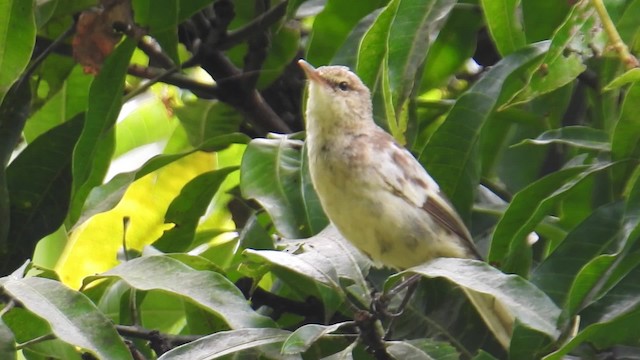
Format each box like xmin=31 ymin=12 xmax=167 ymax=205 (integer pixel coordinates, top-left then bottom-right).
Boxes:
xmin=372 ymin=131 xmax=478 ymax=254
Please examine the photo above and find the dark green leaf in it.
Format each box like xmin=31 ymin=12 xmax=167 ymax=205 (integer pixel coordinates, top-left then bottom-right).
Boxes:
xmin=4 ymin=114 xmax=84 ymax=274
xmin=240 ymin=137 xmax=327 ymax=238
xmin=84 ymin=255 xmax=275 ymax=329
xmin=531 ymin=202 xmax=624 ymax=307
xmin=154 ymin=167 xmax=238 ymax=252
xmin=2 ymin=277 xmax=132 ymax=359
xmin=544 ymin=305 xmax=640 ymax=360
xmin=420 ymin=42 xmax=549 ymax=221
xmin=69 ymin=38 xmax=136 ymax=223
xmin=358 ymin=0 xmax=456 ymax=119
xmin=521 ymin=0 xmax=572 ymax=43
xmin=490 ymin=162 xmax=615 ymax=273
xmin=502 ymin=3 xmax=594 ymax=107
xmin=157 ymin=328 xmax=292 ymax=360
xmin=0 ymin=80 xmax=31 ymax=254
xmin=515 ymin=126 xmax=611 ymax=152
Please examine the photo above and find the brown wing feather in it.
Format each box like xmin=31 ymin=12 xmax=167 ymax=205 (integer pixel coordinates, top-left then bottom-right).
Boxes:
xmin=421 ymin=199 xmax=482 ymax=260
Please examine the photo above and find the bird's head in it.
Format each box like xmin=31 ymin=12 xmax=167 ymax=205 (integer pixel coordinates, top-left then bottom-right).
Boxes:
xmin=298 ymin=60 xmax=373 ymax=130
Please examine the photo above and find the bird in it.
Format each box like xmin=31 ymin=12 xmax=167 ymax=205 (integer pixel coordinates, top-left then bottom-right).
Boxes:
xmin=298 ymin=59 xmax=512 ymax=349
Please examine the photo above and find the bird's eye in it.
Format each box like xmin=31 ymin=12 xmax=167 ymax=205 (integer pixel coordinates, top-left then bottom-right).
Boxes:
xmin=338 ymin=81 xmax=349 ymax=91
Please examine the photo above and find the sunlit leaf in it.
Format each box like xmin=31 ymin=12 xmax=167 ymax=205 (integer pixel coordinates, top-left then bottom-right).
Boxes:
xmin=0 ymin=0 xmax=36 ymax=104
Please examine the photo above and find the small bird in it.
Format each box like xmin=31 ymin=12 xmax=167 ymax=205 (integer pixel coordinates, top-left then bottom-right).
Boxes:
xmin=298 ymin=59 xmax=512 ymax=348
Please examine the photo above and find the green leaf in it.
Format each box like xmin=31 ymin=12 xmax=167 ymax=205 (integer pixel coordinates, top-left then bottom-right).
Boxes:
xmin=480 ymin=0 xmax=526 ymax=56
xmin=357 ymin=0 xmax=456 ymax=117
xmin=612 ymin=82 xmax=640 ymax=163
xmin=78 ymin=133 xmax=248 ymax=225
xmin=0 ymin=80 xmax=31 ymax=254
xmin=603 ymin=68 xmax=640 ymax=91
xmin=392 ymin=258 xmax=561 ymax=339
xmin=531 ymin=202 xmax=624 ymax=307
xmin=154 ymin=167 xmax=238 ymax=252
xmin=387 ymin=341 xmax=436 ymax=360
xmin=23 ymin=66 xmax=92 ymax=142
xmin=543 ymin=305 xmax=640 ymax=360
xmin=2 ymin=277 xmax=132 ymax=360
xmin=420 ymin=4 xmax=484 ymax=90
xmin=306 ymin=0 xmax=387 ymax=66
xmin=84 ymin=255 xmax=275 ymax=329
xmin=113 ymin=96 xmax=178 ymax=158
xmin=501 ymin=3 xmax=594 ymax=107
xmin=157 ymin=328 xmax=293 ymax=360
xmin=0 ymin=0 xmax=35 ymax=104
xmin=4 ymin=114 xmax=84 ymax=274
xmin=489 ymin=162 xmax=615 ymax=272
xmin=283 ymin=225 xmax=372 ymax=306
xmin=281 ymin=322 xmax=347 ymax=354
xmin=240 ymin=137 xmax=328 ymax=238
xmin=515 ymin=126 xmax=611 ymax=152
xmin=420 ymin=42 xmax=549 ymax=220
xmin=69 ymin=38 xmax=136 ymax=224
xmin=174 ymin=100 xmax=242 ymax=148
xmin=521 ymin=0 xmax=572 ymax=43
xmin=0 ymin=318 xmax=16 ymax=360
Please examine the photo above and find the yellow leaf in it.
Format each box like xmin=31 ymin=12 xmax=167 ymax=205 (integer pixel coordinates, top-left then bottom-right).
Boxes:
xmin=56 ymin=151 xmax=216 ymax=288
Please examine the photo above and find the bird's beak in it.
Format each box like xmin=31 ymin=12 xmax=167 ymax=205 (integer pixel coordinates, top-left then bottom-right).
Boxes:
xmin=298 ymin=59 xmax=323 ymax=83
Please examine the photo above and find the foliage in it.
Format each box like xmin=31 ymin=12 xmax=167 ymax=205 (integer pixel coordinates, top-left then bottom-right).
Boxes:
xmin=1 ymin=0 xmax=640 ymax=359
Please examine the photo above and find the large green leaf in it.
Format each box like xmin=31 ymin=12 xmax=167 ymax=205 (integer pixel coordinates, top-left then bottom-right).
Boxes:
xmin=357 ymin=0 xmax=456 ymax=121
xmin=174 ymin=100 xmax=242 ymax=148
xmin=78 ymin=133 xmax=248 ymax=226
xmin=69 ymin=38 xmax=137 ymax=224
xmin=531 ymin=202 xmax=624 ymax=308
xmin=84 ymin=255 xmax=275 ymax=329
xmin=501 ymin=2 xmax=594 ymax=108
xmin=4 ymin=114 xmax=84 ymax=274
xmin=521 ymin=0 xmax=572 ymax=43
xmin=23 ymin=66 xmax=92 ymax=142
xmin=515 ymin=126 xmax=611 ymax=152
xmin=240 ymin=137 xmax=328 ymax=238
xmin=2 ymin=277 xmax=132 ymax=359
xmin=306 ymin=0 xmax=387 ymax=66
xmin=154 ymin=167 xmax=238 ymax=252
xmin=390 ymin=258 xmax=561 ymax=340
xmin=480 ymin=0 xmax=526 ymax=56
xmin=157 ymin=328 xmax=294 ymax=360
xmin=489 ymin=162 xmax=615 ymax=273
xmin=420 ymin=42 xmax=549 ymax=221
xmin=543 ymin=305 xmax=640 ymax=360
xmin=0 ymin=0 xmax=35 ymax=104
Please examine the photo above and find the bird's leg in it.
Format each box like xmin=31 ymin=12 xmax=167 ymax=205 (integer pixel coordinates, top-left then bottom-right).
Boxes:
xmin=370 ymin=274 xmax=421 ymax=320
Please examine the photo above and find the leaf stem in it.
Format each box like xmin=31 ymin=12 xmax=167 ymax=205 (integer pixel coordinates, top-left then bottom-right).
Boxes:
xmin=591 ymin=0 xmax=639 ymax=69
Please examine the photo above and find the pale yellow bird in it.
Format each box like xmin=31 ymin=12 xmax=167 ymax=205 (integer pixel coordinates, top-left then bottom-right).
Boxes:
xmin=298 ymin=59 xmax=512 ymax=349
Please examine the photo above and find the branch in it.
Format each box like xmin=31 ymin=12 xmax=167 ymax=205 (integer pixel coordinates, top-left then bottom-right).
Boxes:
xmin=218 ymin=1 xmax=287 ymax=51
xmin=116 ymin=325 xmax=202 ymax=356
xmin=126 ymin=64 xmax=218 ymax=99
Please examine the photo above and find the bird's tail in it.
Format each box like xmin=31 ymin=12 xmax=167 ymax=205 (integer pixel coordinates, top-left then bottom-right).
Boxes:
xmin=461 ymin=287 xmax=514 ymax=349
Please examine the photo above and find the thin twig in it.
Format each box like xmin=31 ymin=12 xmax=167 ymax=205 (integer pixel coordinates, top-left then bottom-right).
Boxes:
xmin=16 ymin=334 xmax=56 ymax=350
